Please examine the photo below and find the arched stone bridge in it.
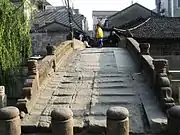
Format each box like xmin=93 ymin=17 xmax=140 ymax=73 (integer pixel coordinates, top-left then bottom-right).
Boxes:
xmin=1 ymin=38 xmax=178 ymax=135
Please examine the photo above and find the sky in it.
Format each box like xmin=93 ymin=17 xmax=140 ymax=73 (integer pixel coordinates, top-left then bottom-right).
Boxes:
xmin=46 ymin=0 xmax=156 ymax=30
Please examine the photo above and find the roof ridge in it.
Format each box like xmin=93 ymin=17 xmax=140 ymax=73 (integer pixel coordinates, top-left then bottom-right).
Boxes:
xmin=108 ymin=3 xmax=158 ymax=20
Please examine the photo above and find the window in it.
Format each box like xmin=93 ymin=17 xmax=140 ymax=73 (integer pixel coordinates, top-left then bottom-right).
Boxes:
xmin=178 ymin=0 xmax=180 ymax=8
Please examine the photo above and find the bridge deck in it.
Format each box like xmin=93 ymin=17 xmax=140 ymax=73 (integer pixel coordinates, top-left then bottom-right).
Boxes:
xmin=22 ymin=48 xmax=166 ymax=134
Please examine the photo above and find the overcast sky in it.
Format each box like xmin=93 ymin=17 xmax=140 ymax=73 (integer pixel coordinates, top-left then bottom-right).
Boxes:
xmin=47 ymin=0 xmax=156 ymax=30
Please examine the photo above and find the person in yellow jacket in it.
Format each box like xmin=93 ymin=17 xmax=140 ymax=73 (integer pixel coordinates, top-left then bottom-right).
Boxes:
xmin=95 ymin=24 xmax=104 ymax=47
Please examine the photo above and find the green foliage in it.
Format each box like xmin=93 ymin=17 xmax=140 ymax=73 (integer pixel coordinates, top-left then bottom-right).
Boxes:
xmin=0 ymin=0 xmax=32 ymax=96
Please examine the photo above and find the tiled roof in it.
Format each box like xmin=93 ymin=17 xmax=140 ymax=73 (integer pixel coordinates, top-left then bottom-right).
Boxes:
xmin=34 ymin=9 xmax=85 ymax=31
xmin=118 ymin=16 xmax=180 ymax=39
xmin=107 ymin=3 xmax=158 ymax=28
xmin=118 ymin=17 xmax=148 ymax=29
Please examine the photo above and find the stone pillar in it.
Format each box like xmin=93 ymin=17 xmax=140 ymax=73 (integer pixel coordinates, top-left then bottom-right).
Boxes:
xmin=167 ymin=106 xmax=180 ymax=134
xmin=51 ymin=108 xmax=73 ymax=135
xmin=139 ymin=43 xmax=150 ymax=55
xmin=27 ymin=60 xmax=38 ymax=75
xmin=46 ymin=44 xmax=55 ymax=55
xmin=106 ymin=106 xmax=129 ymax=135
xmin=153 ymin=59 xmax=175 ymax=111
xmin=0 ymin=106 xmax=21 ymax=135
xmin=0 ymin=86 xmax=7 ymax=108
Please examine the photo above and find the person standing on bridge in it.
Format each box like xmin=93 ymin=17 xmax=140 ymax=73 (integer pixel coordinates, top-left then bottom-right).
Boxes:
xmin=95 ymin=24 xmax=104 ymax=48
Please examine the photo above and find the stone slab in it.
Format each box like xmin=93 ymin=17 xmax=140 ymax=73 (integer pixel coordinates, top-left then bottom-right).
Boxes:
xmin=114 ymin=50 xmax=137 ymax=72
xmin=93 ymin=82 xmax=131 ymax=88
xmin=73 ymin=117 xmax=85 ymax=128
xmin=95 ymin=72 xmax=130 ymax=78
xmin=58 ymin=82 xmax=92 ymax=89
xmin=77 ymin=89 xmax=92 ymax=96
xmin=38 ymin=116 xmax=51 ymax=128
xmin=94 ymin=77 xmax=129 ymax=83
xmin=21 ymin=114 xmax=40 ymax=127
xmin=53 ymin=96 xmax=72 ymax=104
xmin=42 ymin=104 xmax=69 ymax=116
xmin=73 ymin=95 xmax=91 ymax=104
xmin=71 ymin=104 xmax=89 ymax=117
xmin=93 ymin=88 xmax=135 ymax=96
xmin=91 ymin=95 xmax=137 ymax=105
xmin=88 ymin=104 xmax=145 ymax=133
xmin=53 ymin=89 xmax=76 ymax=96
xmin=139 ymin=89 xmax=167 ymax=133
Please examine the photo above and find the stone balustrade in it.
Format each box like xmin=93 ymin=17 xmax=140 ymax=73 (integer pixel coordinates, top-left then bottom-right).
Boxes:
xmin=16 ymin=41 xmax=73 ymax=117
xmin=0 ymin=106 xmax=21 ymax=135
xmin=106 ymin=106 xmax=129 ymax=135
xmin=0 ymin=86 xmax=7 ymax=108
xmin=51 ymin=108 xmax=73 ymax=135
xmin=126 ymin=37 xmax=175 ymax=112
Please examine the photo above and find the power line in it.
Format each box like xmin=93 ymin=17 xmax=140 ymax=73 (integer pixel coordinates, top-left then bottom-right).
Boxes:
xmin=66 ymin=0 xmax=73 ymax=39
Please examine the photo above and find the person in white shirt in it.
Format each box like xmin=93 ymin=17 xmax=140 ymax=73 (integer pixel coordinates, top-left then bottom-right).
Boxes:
xmin=79 ymin=33 xmax=83 ymax=41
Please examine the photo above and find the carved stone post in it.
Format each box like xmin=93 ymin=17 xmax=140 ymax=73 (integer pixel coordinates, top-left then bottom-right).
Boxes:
xmin=139 ymin=43 xmax=150 ymax=55
xmin=106 ymin=106 xmax=129 ymax=135
xmin=51 ymin=108 xmax=73 ymax=135
xmin=0 ymin=86 xmax=7 ymax=108
xmin=0 ymin=106 xmax=21 ymax=135
xmin=46 ymin=44 xmax=55 ymax=55
xmin=153 ymin=59 xmax=175 ymax=111
xmin=167 ymin=106 xmax=180 ymax=134
xmin=27 ymin=60 xmax=38 ymax=75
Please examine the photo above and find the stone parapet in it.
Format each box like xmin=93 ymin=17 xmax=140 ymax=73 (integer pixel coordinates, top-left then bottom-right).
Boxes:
xmin=126 ymin=38 xmax=175 ymax=111
xmin=51 ymin=108 xmax=73 ymax=135
xmin=167 ymin=105 xmax=180 ymax=134
xmin=0 ymin=106 xmax=21 ymax=135
xmin=106 ymin=106 xmax=129 ymax=135
xmin=0 ymin=86 xmax=7 ymax=108
xmin=16 ymin=41 xmax=73 ymax=117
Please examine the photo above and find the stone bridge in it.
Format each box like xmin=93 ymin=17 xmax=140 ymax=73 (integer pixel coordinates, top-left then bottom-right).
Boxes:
xmin=0 ymin=38 xmax=179 ymax=135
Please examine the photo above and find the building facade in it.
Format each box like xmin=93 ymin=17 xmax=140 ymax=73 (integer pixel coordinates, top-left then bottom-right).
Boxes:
xmin=156 ymin=0 xmax=180 ymax=17
xmin=92 ymin=11 xmax=117 ymax=31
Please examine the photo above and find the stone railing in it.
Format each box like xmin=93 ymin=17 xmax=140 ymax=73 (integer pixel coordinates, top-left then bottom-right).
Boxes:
xmin=0 ymin=105 xmax=130 ymax=135
xmin=126 ymin=38 xmax=175 ymax=112
xmin=168 ymin=70 xmax=180 ymax=102
xmin=16 ymin=41 xmax=73 ymax=117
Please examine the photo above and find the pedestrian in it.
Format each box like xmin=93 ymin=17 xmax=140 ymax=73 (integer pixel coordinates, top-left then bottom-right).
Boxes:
xmin=83 ymin=36 xmax=91 ymax=48
xmin=95 ymin=24 xmax=104 ymax=48
xmin=79 ymin=33 xmax=84 ymax=41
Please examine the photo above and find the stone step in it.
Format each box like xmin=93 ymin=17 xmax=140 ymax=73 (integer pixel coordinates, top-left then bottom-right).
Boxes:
xmin=93 ymin=82 xmax=132 ymax=88
xmin=93 ymin=88 xmax=135 ymax=96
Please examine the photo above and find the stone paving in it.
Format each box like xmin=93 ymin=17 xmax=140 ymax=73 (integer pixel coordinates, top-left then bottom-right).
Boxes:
xmin=22 ymin=48 xmax=166 ymax=134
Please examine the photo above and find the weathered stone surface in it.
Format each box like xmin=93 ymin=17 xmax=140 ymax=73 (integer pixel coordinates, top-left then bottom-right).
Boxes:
xmin=94 ymin=82 xmax=131 ymax=88
xmin=95 ymin=73 xmax=130 ymax=78
xmin=107 ymin=106 xmax=129 ymax=120
xmin=107 ymin=107 xmax=129 ymax=135
xmin=91 ymin=96 xmax=137 ymax=105
xmin=0 ymin=106 xmax=21 ymax=135
xmin=77 ymin=89 xmax=92 ymax=96
xmin=38 ymin=116 xmax=51 ymax=128
xmin=21 ymin=48 xmax=166 ymax=134
xmin=73 ymin=117 xmax=84 ymax=128
xmin=53 ymin=89 xmax=76 ymax=96
xmin=90 ymin=104 xmax=144 ymax=133
xmin=51 ymin=108 xmax=73 ymax=120
xmin=53 ymin=96 xmax=72 ymax=104
xmin=42 ymin=104 xmax=69 ymax=116
xmin=94 ymin=77 xmax=129 ymax=83
xmin=21 ymin=114 xmax=40 ymax=127
xmin=0 ymin=106 xmax=19 ymax=120
xmin=93 ymin=88 xmax=135 ymax=96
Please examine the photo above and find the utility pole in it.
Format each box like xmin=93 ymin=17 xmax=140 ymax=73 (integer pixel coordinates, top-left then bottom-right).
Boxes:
xmin=67 ymin=0 xmax=73 ymax=40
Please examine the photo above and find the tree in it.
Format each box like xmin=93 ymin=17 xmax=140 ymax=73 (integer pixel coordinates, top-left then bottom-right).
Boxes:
xmin=0 ymin=0 xmax=32 ymax=97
